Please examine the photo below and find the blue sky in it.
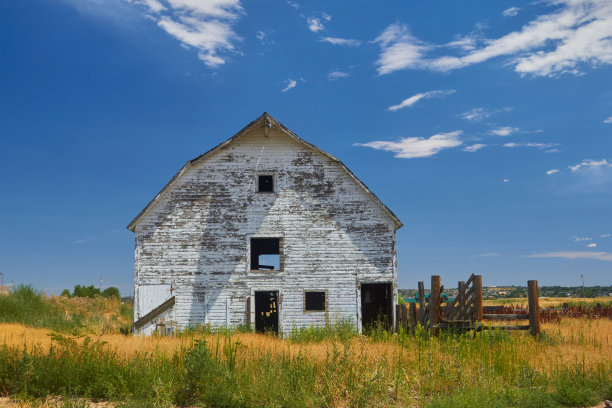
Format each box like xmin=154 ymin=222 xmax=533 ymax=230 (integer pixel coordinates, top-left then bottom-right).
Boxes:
xmin=1 ymin=0 xmax=611 ymax=295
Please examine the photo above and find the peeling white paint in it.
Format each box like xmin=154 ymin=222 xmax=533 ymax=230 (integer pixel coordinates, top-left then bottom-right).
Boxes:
xmin=130 ymin=115 xmax=401 ymax=335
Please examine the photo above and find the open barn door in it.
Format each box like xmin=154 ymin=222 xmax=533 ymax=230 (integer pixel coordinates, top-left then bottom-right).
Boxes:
xmin=255 ymin=291 xmax=279 ymax=334
xmin=361 ymin=283 xmax=392 ymax=331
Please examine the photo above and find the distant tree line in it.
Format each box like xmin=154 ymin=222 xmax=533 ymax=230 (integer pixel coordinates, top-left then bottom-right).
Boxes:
xmin=60 ymin=285 xmax=121 ymax=300
xmin=399 ymin=285 xmax=612 ymax=301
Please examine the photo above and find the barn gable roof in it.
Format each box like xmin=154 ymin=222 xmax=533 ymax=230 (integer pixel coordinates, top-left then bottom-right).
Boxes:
xmin=127 ymin=113 xmax=403 ymax=231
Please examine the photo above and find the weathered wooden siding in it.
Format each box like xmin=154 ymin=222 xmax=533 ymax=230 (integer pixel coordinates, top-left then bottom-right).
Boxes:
xmin=133 ymin=123 xmax=398 ymax=335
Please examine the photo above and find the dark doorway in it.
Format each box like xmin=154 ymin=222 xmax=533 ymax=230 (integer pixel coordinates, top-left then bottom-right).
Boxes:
xmin=361 ymin=283 xmax=392 ymax=331
xmin=255 ymin=291 xmax=279 ymax=334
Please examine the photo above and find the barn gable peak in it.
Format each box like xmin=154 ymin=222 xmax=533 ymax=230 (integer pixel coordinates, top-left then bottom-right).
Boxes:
xmin=127 ymin=112 xmax=402 ymax=231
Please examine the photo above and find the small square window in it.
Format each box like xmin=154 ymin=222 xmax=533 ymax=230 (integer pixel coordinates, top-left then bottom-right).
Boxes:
xmin=258 ymin=175 xmax=274 ymax=192
xmin=305 ymin=291 xmax=326 ymax=311
xmin=251 ymin=238 xmax=280 ymax=270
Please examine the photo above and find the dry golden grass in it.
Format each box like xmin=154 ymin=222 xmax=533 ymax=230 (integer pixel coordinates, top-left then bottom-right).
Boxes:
xmin=484 ymin=296 xmax=612 ymax=308
xmin=2 ymin=317 xmax=610 ymax=372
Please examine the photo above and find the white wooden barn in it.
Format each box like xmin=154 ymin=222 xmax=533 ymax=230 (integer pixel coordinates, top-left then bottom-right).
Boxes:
xmin=127 ymin=113 xmax=403 ymax=335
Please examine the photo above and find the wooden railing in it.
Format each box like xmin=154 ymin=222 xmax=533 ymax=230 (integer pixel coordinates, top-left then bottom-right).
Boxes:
xmin=396 ymin=276 xmax=541 ymax=336
xmin=133 ymin=296 xmax=176 ymax=331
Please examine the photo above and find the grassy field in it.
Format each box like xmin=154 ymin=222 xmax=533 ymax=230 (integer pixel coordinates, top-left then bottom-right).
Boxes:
xmin=0 ymin=288 xmax=610 ymax=407
xmin=484 ymin=296 xmax=612 ymax=308
xmin=0 ymin=285 xmax=132 ymax=334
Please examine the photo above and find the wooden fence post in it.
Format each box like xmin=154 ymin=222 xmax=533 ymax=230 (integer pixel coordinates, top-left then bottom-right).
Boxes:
xmin=430 ymin=275 xmax=441 ymax=335
xmin=395 ymin=305 xmax=402 ymax=332
xmin=473 ymin=275 xmax=483 ymax=322
xmin=246 ymin=296 xmax=251 ymax=328
xmin=409 ymin=303 xmax=417 ymax=335
xmin=418 ymin=281 xmax=426 ymax=326
xmin=528 ymin=280 xmax=541 ymax=336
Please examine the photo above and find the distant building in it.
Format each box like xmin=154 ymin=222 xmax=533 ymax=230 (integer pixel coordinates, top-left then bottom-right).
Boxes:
xmin=0 ymin=285 xmax=10 ymax=296
xmin=127 ymin=113 xmax=403 ymax=336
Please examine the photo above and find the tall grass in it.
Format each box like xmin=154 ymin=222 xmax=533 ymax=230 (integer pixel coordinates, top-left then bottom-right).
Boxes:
xmin=0 ymin=317 xmax=610 ymax=407
xmin=0 ymin=285 xmax=131 ymax=334
xmin=0 ymin=285 xmax=83 ymax=331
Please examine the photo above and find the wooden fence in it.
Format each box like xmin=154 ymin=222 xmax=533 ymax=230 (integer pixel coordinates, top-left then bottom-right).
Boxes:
xmin=396 ymin=275 xmax=541 ymax=336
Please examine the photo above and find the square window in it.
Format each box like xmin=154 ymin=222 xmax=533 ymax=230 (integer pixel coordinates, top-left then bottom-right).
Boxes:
xmin=250 ymin=238 xmax=280 ymax=270
xmin=258 ymin=175 xmax=274 ymax=192
xmin=305 ymin=291 xmax=326 ymax=311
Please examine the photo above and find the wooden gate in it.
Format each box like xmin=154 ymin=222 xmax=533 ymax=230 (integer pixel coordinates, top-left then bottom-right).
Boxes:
xmin=396 ymin=275 xmax=541 ymax=336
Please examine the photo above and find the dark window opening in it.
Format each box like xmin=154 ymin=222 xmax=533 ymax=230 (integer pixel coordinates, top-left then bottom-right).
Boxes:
xmin=258 ymin=175 xmax=274 ymax=192
xmin=305 ymin=291 xmax=326 ymax=311
xmin=251 ymin=238 xmax=280 ymax=270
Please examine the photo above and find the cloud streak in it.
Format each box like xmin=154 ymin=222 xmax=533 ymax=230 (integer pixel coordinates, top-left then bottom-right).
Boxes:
xmin=374 ymin=0 xmax=612 ymax=77
xmin=387 ymin=89 xmax=455 ymax=111
xmin=307 ymin=17 xmax=325 ymax=32
xmin=503 ymin=7 xmax=521 ymax=17
xmin=355 ymin=131 xmax=463 ymax=158
xmin=281 ymin=79 xmax=297 ymax=92
xmin=491 ymin=126 xmax=518 ymax=136
xmin=327 ymin=71 xmax=350 ymax=80
xmin=464 ymin=144 xmax=486 ymax=152
xmin=319 ymin=37 xmax=361 ymax=46
xmin=569 ymin=159 xmax=611 ymax=172
xmin=130 ymin=0 xmax=244 ymax=67
xmin=458 ymin=107 xmax=512 ymax=122
xmin=373 ymin=23 xmax=429 ymax=75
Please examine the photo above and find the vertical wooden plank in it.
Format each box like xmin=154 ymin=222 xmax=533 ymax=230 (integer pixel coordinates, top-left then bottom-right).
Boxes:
xmin=401 ymin=304 xmax=408 ymax=332
xmin=430 ymin=275 xmax=441 ymax=335
xmin=395 ymin=304 xmax=401 ymax=332
xmin=246 ymin=296 xmax=251 ymax=328
xmin=409 ymin=303 xmax=417 ymax=334
xmin=418 ymin=281 xmax=426 ymax=326
xmin=528 ymin=280 xmax=541 ymax=337
xmin=473 ymin=275 xmax=483 ymax=322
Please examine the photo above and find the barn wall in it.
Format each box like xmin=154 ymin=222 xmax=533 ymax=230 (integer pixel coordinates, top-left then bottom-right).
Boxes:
xmin=133 ymin=124 xmax=397 ymax=335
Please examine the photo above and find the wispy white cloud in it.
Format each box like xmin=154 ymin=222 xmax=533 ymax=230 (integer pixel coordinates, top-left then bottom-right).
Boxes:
xmin=491 ymin=126 xmax=519 ymax=136
xmin=286 ymin=1 xmax=299 ymax=10
xmin=525 ymin=251 xmax=612 ymax=261
xmin=327 ymin=71 xmax=350 ymax=80
xmin=73 ymin=237 xmax=96 ymax=244
xmin=479 ymin=252 xmax=500 ymax=257
xmin=503 ymin=7 xmax=521 ymax=17
xmin=387 ymin=89 xmax=455 ymax=111
xmin=281 ymin=79 xmax=297 ymax=92
xmin=374 ymin=0 xmax=612 ymax=77
xmin=546 ymin=169 xmax=560 ymax=175
xmin=572 ymin=235 xmax=592 ymax=242
xmin=569 ymin=159 xmax=611 ymax=172
xmin=601 ymin=233 xmax=611 ymax=238
xmin=503 ymin=179 xmax=510 ymax=183
xmin=447 ymin=35 xmax=479 ymax=51
xmin=604 ymin=116 xmax=612 ymax=124
xmin=319 ymin=37 xmax=361 ymax=46
xmin=464 ymin=144 xmax=486 ymax=152
xmin=307 ymin=17 xmax=325 ymax=32
xmin=128 ymin=0 xmax=244 ymax=67
xmin=458 ymin=107 xmax=512 ymax=122
xmin=355 ymin=131 xmax=463 ymax=159
xmin=586 ymin=243 xmax=598 ymax=247
xmin=373 ymin=23 xmax=429 ymax=75
xmin=503 ymin=142 xmax=558 ymax=149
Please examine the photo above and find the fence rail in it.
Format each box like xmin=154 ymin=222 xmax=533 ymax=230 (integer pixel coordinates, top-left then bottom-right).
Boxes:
xmin=396 ymin=275 xmax=542 ymax=336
